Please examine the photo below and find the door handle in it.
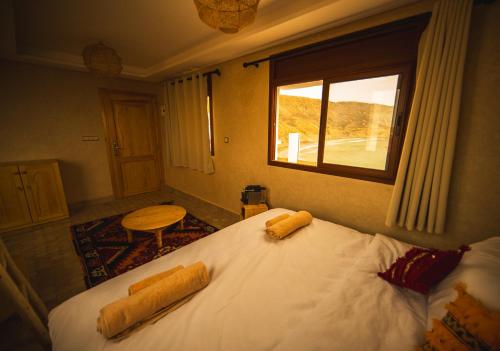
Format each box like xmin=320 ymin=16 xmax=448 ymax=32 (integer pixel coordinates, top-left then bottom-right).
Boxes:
xmin=112 ymin=141 xmax=121 ymax=155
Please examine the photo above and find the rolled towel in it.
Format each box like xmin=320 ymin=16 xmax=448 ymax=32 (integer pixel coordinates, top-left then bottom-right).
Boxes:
xmin=97 ymin=261 xmax=210 ymax=338
xmin=265 ymin=213 xmax=290 ymax=228
xmin=266 ymin=211 xmax=313 ymax=240
xmin=128 ymin=265 xmax=184 ymax=295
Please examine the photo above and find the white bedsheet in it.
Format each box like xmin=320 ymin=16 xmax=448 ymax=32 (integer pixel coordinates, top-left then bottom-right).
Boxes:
xmin=49 ymin=209 xmax=426 ymax=351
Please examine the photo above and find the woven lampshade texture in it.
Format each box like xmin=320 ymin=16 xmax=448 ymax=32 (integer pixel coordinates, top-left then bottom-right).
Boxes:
xmin=194 ymin=0 xmax=260 ymax=34
xmin=82 ymin=42 xmax=122 ymax=77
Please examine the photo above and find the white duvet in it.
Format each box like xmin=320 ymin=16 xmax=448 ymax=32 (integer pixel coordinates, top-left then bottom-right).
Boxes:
xmin=49 ymin=209 xmax=427 ymax=351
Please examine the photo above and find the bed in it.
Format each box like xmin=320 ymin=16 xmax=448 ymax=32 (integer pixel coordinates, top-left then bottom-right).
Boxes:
xmin=49 ymin=208 xmax=500 ymax=351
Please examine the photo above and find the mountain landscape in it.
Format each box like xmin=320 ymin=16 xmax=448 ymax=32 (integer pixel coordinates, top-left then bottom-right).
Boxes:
xmin=277 ymin=95 xmax=394 ymax=147
xmin=276 ymin=95 xmax=395 ymax=169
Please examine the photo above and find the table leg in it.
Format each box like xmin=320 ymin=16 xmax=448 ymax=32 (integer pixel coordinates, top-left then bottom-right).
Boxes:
xmin=126 ymin=229 xmax=133 ymax=243
xmin=179 ymin=218 xmax=185 ymax=230
xmin=155 ymin=230 xmax=163 ymax=248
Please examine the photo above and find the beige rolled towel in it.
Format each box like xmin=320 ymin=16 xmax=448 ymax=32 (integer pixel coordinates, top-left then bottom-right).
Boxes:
xmin=128 ymin=265 xmax=184 ymax=295
xmin=265 ymin=213 xmax=290 ymax=228
xmin=266 ymin=211 xmax=313 ymax=240
xmin=97 ymin=261 xmax=210 ymax=338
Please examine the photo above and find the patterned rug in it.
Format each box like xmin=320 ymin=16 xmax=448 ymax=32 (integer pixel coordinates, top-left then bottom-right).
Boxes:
xmin=71 ymin=212 xmax=218 ymax=288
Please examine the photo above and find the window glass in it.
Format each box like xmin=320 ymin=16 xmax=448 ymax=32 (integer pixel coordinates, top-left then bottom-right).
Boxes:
xmin=324 ymin=75 xmax=399 ymax=170
xmin=275 ymin=81 xmax=323 ymax=165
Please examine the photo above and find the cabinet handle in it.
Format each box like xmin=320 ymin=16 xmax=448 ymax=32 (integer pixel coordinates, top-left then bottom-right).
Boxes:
xmin=12 ymin=171 xmax=20 ymax=176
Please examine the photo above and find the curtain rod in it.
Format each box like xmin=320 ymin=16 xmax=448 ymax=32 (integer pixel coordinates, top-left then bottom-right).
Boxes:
xmin=242 ymin=1 xmax=493 ymax=70
xmin=242 ymin=57 xmax=270 ymax=68
xmin=170 ymin=68 xmax=221 ymax=85
xmin=203 ymin=68 xmax=221 ymax=77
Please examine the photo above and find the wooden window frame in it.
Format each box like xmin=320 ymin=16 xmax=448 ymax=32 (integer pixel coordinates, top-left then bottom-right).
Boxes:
xmin=207 ymin=75 xmax=215 ymax=156
xmin=267 ymin=14 xmax=429 ymax=184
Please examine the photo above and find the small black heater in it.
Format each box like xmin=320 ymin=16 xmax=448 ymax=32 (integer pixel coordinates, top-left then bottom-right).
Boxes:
xmin=241 ymin=185 xmax=267 ymax=205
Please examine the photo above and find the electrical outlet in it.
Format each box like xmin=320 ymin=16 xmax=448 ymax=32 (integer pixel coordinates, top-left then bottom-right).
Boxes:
xmin=224 ymin=137 xmax=230 ymax=143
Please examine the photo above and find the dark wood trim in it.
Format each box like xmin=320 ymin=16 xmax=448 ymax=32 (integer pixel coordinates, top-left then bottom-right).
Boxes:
xmin=243 ymin=14 xmax=432 ymax=73
xmin=317 ymin=80 xmax=330 ymax=165
xmin=269 ymin=13 xmax=430 ymax=65
xmin=268 ymin=64 xmax=415 ymax=184
xmin=267 ymin=160 xmax=395 ymax=184
xmin=268 ymin=61 xmax=277 ymax=163
xmin=207 ymin=75 xmax=215 ymax=156
xmin=267 ymin=14 xmax=428 ymax=184
xmin=318 ymin=63 xmax=414 ymax=182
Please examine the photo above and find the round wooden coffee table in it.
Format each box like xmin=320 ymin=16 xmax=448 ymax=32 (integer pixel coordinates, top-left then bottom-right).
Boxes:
xmin=121 ymin=205 xmax=187 ymax=248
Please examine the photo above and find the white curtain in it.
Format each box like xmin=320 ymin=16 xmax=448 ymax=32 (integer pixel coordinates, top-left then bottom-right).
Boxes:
xmin=385 ymin=0 xmax=473 ymax=234
xmin=164 ymin=75 xmax=214 ymax=174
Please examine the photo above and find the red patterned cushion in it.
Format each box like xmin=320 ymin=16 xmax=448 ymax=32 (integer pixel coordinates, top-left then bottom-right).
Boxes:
xmin=377 ymin=245 xmax=470 ymax=294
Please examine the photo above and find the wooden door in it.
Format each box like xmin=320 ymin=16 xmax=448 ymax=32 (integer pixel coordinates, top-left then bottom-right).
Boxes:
xmin=0 ymin=165 xmax=32 ymax=230
xmin=20 ymin=161 xmax=69 ymax=223
xmin=100 ymin=90 xmax=162 ymax=198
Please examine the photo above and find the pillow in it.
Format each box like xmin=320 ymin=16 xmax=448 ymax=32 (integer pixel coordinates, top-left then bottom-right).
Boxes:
xmin=419 ymin=283 xmax=500 ymax=351
xmin=377 ymin=245 xmax=470 ymax=294
xmin=355 ymin=233 xmax=415 ymax=273
xmin=427 ymin=236 xmax=500 ymax=329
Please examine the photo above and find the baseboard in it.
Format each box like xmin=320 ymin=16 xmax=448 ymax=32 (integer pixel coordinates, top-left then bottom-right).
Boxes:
xmin=68 ymin=195 xmax=115 ymax=212
xmin=164 ymin=185 xmax=240 ymax=216
xmin=68 ymin=188 xmax=240 ymax=218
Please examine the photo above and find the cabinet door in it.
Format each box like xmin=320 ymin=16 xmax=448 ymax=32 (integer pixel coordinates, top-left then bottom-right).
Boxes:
xmin=0 ymin=165 xmax=32 ymax=230
xmin=20 ymin=162 xmax=69 ymax=223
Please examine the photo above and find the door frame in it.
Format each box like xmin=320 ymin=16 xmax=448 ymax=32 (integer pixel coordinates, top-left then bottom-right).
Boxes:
xmin=99 ymin=89 xmax=164 ymax=199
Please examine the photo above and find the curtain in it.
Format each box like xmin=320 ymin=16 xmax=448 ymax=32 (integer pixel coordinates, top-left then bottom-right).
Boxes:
xmin=385 ymin=0 xmax=473 ymax=234
xmin=164 ymin=75 xmax=214 ymax=174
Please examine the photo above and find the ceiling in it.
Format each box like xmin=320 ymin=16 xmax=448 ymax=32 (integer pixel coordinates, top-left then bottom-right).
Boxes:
xmin=1 ymin=0 xmax=418 ymax=81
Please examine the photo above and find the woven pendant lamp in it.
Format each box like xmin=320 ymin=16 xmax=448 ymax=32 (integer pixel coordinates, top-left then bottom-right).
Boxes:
xmin=82 ymin=42 xmax=122 ymax=77
xmin=194 ymin=0 xmax=260 ymax=34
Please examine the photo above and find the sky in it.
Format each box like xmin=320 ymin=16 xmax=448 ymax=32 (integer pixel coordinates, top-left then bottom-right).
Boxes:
xmin=279 ymin=75 xmax=399 ymax=106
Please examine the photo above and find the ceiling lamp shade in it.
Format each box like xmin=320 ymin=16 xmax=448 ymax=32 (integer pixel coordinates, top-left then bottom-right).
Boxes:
xmin=194 ymin=0 xmax=260 ymax=34
xmin=82 ymin=42 xmax=122 ymax=77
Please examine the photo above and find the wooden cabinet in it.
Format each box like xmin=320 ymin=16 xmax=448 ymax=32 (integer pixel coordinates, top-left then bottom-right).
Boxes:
xmin=0 ymin=165 xmax=32 ymax=230
xmin=241 ymin=203 xmax=269 ymax=220
xmin=0 ymin=160 xmax=68 ymax=232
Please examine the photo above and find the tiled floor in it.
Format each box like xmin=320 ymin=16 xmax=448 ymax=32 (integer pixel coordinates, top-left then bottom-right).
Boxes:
xmin=0 ymin=187 xmax=239 ymax=351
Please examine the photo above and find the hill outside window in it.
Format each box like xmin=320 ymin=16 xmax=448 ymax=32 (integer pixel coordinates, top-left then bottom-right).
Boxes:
xmin=268 ymin=14 xmax=429 ymax=183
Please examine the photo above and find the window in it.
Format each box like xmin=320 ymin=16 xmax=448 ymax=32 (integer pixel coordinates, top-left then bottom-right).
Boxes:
xmin=275 ymin=81 xmax=322 ymax=165
xmin=323 ymin=74 xmax=400 ymax=170
xmin=268 ymin=14 xmax=429 ymax=183
xmin=207 ymin=75 xmax=215 ymax=156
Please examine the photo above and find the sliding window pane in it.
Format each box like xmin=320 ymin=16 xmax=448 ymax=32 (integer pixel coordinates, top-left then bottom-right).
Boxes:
xmin=324 ymin=75 xmax=399 ymax=170
xmin=275 ymin=81 xmax=323 ymax=165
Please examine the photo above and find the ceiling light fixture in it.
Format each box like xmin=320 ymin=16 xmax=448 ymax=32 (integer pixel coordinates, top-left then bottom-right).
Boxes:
xmin=194 ymin=0 xmax=260 ymax=34
xmin=82 ymin=42 xmax=122 ymax=77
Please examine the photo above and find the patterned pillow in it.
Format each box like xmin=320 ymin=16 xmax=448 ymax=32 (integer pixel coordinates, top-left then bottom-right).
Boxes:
xmin=377 ymin=245 xmax=470 ymax=294
xmin=419 ymin=283 xmax=500 ymax=351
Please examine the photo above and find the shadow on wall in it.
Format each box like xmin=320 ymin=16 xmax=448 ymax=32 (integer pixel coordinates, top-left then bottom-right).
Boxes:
xmin=58 ymin=160 xmax=88 ymax=205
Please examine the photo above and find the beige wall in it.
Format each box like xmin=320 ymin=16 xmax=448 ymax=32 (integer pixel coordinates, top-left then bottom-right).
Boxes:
xmin=0 ymin=61 xmax=161 ymax=204
xmin=165 ymin=1 xmax=500 ymax=249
